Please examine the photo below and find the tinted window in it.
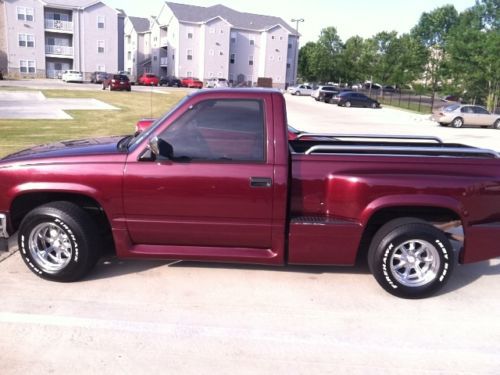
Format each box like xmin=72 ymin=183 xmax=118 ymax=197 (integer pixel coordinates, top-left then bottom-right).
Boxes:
xmin=473 ymin=106 xmax=489 ymax=114
xmin=159 ymin=99 xmax=265 ymax=162
xmin=114 ymin=75 xmax=129 ymax=80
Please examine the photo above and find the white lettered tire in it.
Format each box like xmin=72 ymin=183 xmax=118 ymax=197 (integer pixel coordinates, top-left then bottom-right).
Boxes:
xmin=18 ymin=201 xmax=101 ymax=282
xmin=368 ymin=217 xmax=455 ymax=298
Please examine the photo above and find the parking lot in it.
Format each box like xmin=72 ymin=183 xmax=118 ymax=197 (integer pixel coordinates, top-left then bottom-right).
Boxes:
xmin=1 ymin=83 xmax=500 ymax=374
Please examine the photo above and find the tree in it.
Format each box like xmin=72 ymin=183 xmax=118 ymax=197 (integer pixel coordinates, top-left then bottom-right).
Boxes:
xmin=298 ymin=42 xmax=318 ymax=82
xmin=411 ymin=5 xmax=459 ymax=108
xmin=447 ymin=2 xmax=500 ymax=110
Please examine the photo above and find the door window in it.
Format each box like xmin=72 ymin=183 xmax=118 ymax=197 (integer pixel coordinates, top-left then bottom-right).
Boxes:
xmin=159 ymin=99 xmax=265 ymax=162
xmin=473 ymin=106 xmax=489 ymax=114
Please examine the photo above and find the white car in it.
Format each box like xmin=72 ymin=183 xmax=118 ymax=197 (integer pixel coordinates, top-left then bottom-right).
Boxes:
xmin=287 ymin=84 xmax=313 ymax=96
xmin=61 ymin=70 xmax=83 ymax=83
xmin=206 ymin=78 xmax=229 ymax=88
xmin=311 ymin=85 xmax=339 ymax=101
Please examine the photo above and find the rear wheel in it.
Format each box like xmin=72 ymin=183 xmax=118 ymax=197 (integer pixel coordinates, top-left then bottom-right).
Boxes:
xmin=18 ymin=202 xmax=102 ymax=282
xmin=452 ymin=117 xmax=464 ymax=128
xmin=344 ymin=101 xmax=352 ymax=107
xmin=296 ymin=91 xmax=301 ymax=96
xmin=368 ymin=217 xmax=454 ymax=299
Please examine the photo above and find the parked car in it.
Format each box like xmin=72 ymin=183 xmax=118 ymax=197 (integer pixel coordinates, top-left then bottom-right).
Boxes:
xmin=61 ymin=70 xmax=83 ymax=83
xmin=90 ymin=71 xmax=109 ymax=84
xmin=138 ymin=73 xmax=159 ymax=86
xmin=364 ymin=82 xmax=382 ymax=90
xmin=287 ymin=84 xmax=313 ymax=96
xmin=102 ymin=74 xmax=131 ymax=91
xmin=0 ymin=70 xmax=3 ymax=80
xmin=311 ymin=85 xmax=338 ymax=101
xmin=181 ymin=77 xmax=203 ymax=88
xmin=329 ymin=92 xmax=380 ymax=108
xmin=206 ymin=77 xmax=229 ymax=88
xmin=442 ymin=95 xmax=461 ymax=102
xmin=159 ymin=76 xmax=181 ymax=87
xmin=3 ymin=88 xmax=500 ymax=299
xmin=117 ymin=71 xmax=135 ymax=85
xmin=432 ymin=104 xmax=500 ymax=129
xmin=383 ymin=85 xmax=397 ymax=93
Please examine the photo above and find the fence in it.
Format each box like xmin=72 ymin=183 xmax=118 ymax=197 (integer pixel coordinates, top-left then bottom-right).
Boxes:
xmin=361 ymin=89 xmax=437 ymax=113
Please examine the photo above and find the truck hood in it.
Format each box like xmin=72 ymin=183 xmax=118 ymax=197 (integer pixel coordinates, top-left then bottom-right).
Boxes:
xmin=0 ymin=136 xmax=126 ymax=163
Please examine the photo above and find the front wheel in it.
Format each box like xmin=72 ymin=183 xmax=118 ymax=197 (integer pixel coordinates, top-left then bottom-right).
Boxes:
xmin=371 ymin=102 xmax=377 ymax=109
xmin=494 ymin=119 xmax=500 ymax=129
xmin=18 ymin=201 xmax=102 ymax=282
xmin=368 ymin=218 xmax=455 ymax=299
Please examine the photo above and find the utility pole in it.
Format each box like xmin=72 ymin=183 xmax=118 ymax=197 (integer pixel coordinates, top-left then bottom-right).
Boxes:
xmin=291 ymin=18 xmax=304 ymax=86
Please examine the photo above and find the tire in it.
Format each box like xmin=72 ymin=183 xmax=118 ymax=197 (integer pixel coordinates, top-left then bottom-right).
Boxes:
xmin=451 ymin=117 xmax=464 ymax=128
xmin=296 ymin=91 xmax=301 ymax=96
xmin=127 ymin=87 xmax=131 ymax=92
xmin=368 ymin=217 xmax=455 ymax=299
xmin=371 ymin=102 xmax=377 ymax=109
xmin=439 ymin=122 xmax=448 ymax=127
xmin=102 ymin=84 xmax=106 ymax=90
xmin=345 ymin=101 xmax=351 ymax=107
xmin=494 ymin=119 xmax=500 ymax=129
xmin=18 ymin=201 xmax=102 ymax=282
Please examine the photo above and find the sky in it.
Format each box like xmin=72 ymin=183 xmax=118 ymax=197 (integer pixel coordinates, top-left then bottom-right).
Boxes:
xmin=106 ymin=0 xmax=475 ymax=43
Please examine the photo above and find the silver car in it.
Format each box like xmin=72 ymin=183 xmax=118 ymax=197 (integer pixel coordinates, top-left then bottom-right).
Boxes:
xmin=433 ymin=104 xmax=500 ymax=129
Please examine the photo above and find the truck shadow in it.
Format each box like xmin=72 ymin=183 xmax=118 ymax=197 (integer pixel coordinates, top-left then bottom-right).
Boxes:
xmin=86 ymin=255 xmax=500 ymax=297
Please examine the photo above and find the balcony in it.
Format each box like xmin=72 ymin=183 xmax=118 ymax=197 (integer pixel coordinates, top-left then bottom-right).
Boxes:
xmin=45 ymin=19 xmax=73 ymax=33
xmin=45 ymin=45 xmax=74 ymax=57
xmin=160 ymin=57 xmax=168 ymax=67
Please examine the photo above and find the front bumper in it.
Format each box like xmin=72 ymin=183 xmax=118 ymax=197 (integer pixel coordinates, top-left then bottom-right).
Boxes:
xmin=0 ymin=214 xmax=9 ymax=252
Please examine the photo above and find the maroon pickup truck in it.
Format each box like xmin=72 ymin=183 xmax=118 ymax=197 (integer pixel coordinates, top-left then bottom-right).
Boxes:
xmin=1 ymin=89 xmax=500 ymax=298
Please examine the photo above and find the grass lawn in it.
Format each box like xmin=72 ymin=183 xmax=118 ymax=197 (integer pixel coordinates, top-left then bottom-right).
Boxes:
xmin=0 ymin=89 xmax=186 ymax=158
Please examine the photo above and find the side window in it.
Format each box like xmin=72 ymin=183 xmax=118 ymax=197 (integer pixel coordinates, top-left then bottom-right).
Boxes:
xmin=159 ymin=99 xmax=265 ymax=162
xmin=473 ymin=106 xmax=489 ymax=114
xmin=461 ymin=106 xmax=473 ymax=114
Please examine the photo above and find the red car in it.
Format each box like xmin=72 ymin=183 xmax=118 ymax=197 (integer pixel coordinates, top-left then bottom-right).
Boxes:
xmin=181 ymin=77 xmax=203 ymax=88
xmin=102 ymin=74 xmax=131 ymax=91
xmin=138 ymin=73 xmax=159 ymax=86
xmin=2 ymin=89 xmax=500 ymax=299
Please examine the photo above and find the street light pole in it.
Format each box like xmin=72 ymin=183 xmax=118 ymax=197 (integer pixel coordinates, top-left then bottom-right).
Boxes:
xmin=290 ymin=18 xmax=304 ymax=86
xmin=291 ymin=18 xmax=304 ymax=33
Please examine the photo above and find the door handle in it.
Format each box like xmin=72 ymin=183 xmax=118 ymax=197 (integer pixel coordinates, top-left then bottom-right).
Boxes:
xmin=250 ymin=177 xmax=272 ymax=188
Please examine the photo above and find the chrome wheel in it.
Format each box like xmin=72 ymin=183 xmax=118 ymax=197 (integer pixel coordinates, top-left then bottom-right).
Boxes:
xmin=452 ymin=117 xmax=463 ymax=128
xmin=28 ymin=222 xmax=73 ymax=274
xmin=389 ymin=239 xmax=440 ymax=287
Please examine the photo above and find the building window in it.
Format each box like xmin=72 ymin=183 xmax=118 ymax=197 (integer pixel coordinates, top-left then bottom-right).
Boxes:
xmin=17 ymin=7 xmax=34 ymax=22
xmin=288 ymin=43 xmax=292 ymax=49
xmin=18 ymin=34 xmax=26 ymax=47
xmin=187 ymin=29 xmax=193 ymax=39
xmin=278 ymin=56 xmax=282 ymax=62
xmin=97 ymin=40 xmax=105 ymax=53
xmin=127 ymin=51 xmax=131 ymax=60
xmin=230 ymin=32 xmax=236 ymax=43
xmin=249 ymin=55 xmax=253 ymax=66
xmin=97 ymin=16 xmax=105 ymax=29
xmin=27 ymin=35 xmax=35 ymax=48
xmin=127 ymin=35 xmax=131 ymax=44
xmin=187 ymin=49 xmax=192 ymax=60
xmin=271 ymin=36 xmax=275 ymax=40
xmin=280 ymin=36 xmax=283 ymax=40
xmin=187 ymin=71 xmax=192 ymax=77
xmin=230 ymin=53 xmax=235 ymax=64
xmin=219 ymin=51 xmax=223 ymax=56
xmin=209 ymin=72 xmax=214 ymax=77
xmin=249 ymin=38 xmax=254 ymax=46
xmin=153 ymin=56 xmax=157 ymax=61
xmin=287 ymin=63 xmax=291 ymax=69
xmin=97 ymin=64 xmax=105 ymax=72
xmin=270 ymin=55 xmax=274 ymax=61
xmin=209 ymin=27 xmax=215 ymax=34
xmin=20 ymin=60 xmax=36 ymax=73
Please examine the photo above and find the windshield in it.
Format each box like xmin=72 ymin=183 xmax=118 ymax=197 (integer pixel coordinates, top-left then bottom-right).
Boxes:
xmin=127 ymin=95 xmax=192 ymax=150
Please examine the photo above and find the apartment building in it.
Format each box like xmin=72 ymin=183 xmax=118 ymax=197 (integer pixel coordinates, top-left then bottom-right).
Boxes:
xmin=123 ymin=16 xmax=152 ymax=81
xmin=128 ymin=2 xmax=299 ymax=88
xmin=0 ymin=0 xmax=124 ymax=79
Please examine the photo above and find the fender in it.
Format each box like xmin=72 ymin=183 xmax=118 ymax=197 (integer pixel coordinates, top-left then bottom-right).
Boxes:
xmin=360 ymin=194 xmax=466 ymax=227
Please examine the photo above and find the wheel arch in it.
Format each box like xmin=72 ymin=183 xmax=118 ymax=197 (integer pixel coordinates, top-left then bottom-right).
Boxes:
xmin=9 ymin=191 xmax=114 ymax=253
xmin=356 ymin=204 xmax=463 ymax=266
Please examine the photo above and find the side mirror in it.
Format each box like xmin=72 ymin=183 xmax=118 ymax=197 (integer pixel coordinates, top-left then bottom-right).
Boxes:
xmin=149 ymin=136 xmax=174 ymax=160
